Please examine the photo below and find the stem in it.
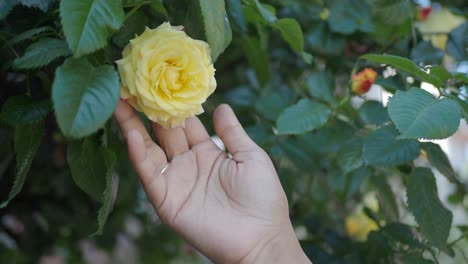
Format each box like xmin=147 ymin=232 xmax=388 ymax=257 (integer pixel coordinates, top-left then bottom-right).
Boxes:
xmin=406 ymin=0 xmax=418 ymax=48
xmin=124 ymin=4 xmax=143 ymax=20
xmin=0 ymin=34 xmax=19 ymax=58
xmin=449 ymin=234 xmax=467 ymax=247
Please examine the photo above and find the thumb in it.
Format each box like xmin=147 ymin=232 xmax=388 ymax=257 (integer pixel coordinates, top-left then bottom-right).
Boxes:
xmin=213 ymin=104 xmax=259 ymax=156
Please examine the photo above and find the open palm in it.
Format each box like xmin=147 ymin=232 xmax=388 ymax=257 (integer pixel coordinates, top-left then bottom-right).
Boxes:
xmin=114 ymin=101 xmax=292 ymax=263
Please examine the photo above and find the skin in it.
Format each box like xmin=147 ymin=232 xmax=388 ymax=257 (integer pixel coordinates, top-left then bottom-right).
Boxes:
xmin=114 ymin=100 xmax=311 ymax=264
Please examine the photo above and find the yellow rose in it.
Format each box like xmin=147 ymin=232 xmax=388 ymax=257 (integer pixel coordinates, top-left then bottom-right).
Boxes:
xmin=116 ymin=22 xmax=216 ymax=128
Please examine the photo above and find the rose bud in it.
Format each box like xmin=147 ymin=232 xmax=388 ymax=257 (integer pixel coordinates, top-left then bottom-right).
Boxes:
xmin=351 ymin=68 xmax=378 ymax=95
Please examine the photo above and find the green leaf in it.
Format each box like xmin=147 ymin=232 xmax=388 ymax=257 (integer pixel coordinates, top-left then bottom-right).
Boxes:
xmin=225 ymin=86 xmax=257 ymax=107
xmin=446 ymin=22 xmax=467 ymax=61
xmin=304 ymin=71 xmax=335 ymax=103
xmin=453 ymin=72 xmax=468 ymax=84
xmin=93 ymin=148 xmax=118 ymax=235
xmin=112 ymin=10 xmax=148 ymax=48
xmin=448 ymin=95 xmax=467 ymax=122
xmin=374 ymin=75 xmax=406 ymax=93
xmin=272 ymin=18 xmax=304 ymax=52
xmin=245 ymin=0 xmax=276 ymax=24
xmin=67 ymin=136 xmax=107 ymax=201
xmin=242 ymin=36 xmax=270 ymax=87
xmin=0 ymin=0 xmax=17 ymax=20
xmin=0 ymin=121 xmax=44 ymax=208
xmin=422 ymin=142 xmax=458 ymax=183
xmin=298 ymin=120 xmax=354 ymax=153
xmin=372 ymin=19 xmax=411 ymax=45
xmin=410 ymin=41 xmax=444 ymax=65
xmin=327 ymin=0 xmax=373 ymax=34
xmin=52 ymin=58 xmax=120 ymax=138
xmin=149 ymin=2 xmax=168 ymax=17
xmin=0 ymin=96 xmax=51 ymax=126
xmin=382 ymin=223 xmax=424 ymax=248
xmin=18 ymin=0 xmax=52 ymax=11
xmin=13 ymin=38 xmax=71 ymax=69
xmin=358 ymin=100 xmax=390 ymax=125
xmin=226 ymin=0 xmax=247 ymax=32
xmin=360 ymin=54 xmax=444 ymax=88
xmin=277 ymin=99 xmax=332 ymax=135
xmin=8 ymin=26 xmax=54 ymax=44
xmin=370 ymin=0 xmax=411 ymax=25
xmin=187 ymin=0 xmax=232 ymax=61
xmin=427 ymin=66 xmax=452 ymax=82
xmin=370 ymin=175 xmax=399 ymax=221
xmin=254 ymin=90 xmax=289 ymax=121
xmin=306 ymin=21 xmax=346 ymax=56
xmin=337 ymin=139 xmax=363 ymax=174
xmin=345 ymin=166 xmax=371 ymax=198
xmin=363 ymin=125 xmax=420 ymax=166
xmin=407 ymin=167 xmax=453 ymax=247
xmin=387 ymin=88 xmax=461 ymax=139
xmin=60 ymin=0 xmax=124 ymax=57
xmin=403 ymin=254 xmax=435 ymax=264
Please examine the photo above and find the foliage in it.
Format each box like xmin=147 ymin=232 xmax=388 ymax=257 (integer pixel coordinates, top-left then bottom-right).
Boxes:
xmin=0 ymin=0 xmax=467 ymax=262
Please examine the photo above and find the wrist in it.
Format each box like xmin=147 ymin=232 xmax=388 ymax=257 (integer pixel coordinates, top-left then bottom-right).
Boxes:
xmin=240 ymin=226 xmax=311 ymax=264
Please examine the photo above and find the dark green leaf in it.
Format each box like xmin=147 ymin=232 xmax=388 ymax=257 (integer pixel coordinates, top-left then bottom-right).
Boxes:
xmin=277 ymin=99 xmax=332 ymax=135
xmin=370 ymin=0 xmax=411 ymax=25
xmin=60 ymin=0 xmax=124 ymax=57
xmin=337 ymin=139 xmax=363 ymax=174
xmin=372 ymin=19 xmax=411 ymax=45
xmin=345 ymin=166 xmax=371 ymax=198
xmin=446 ymin=22 xmax=467 ymax=61
xmin=388 ymin=88 xmax=461 ymax=139
xmin=403 ymin=254 xmax=435 ymax=264
xmin=245 ymin=0 xmax=276 ymax=23
xmin=298 ymin=120 xmax=354 ymax=153
xmin=226 ymin=0 xmax=247 ymax=32
xmin=52 ymin=58 xmax=120 ymax=138
xmin=0 ymin=0 xmax=17 ymax=20
xmin=382 ymin=223 xmax=423 ymax=247
xmin=363 ymin=125 xmax=420 ymax=166
xmin=304 ymin=71 xmax=335 ymax=103
xmin=370 ymin=175 xmax=399 ymax=221
xmin=306 ymin=22 xmax=346 ymax=56
xmin=14 ymin=38 xmax=71 ymax=69
xmin=428 ymin=66 xmax=452 ymax=82
xmin=407 ymin=167 xmax=453 ymax=247
xmin=225 ymin=86 xmax=257 ymax=107
xmin=8 ymin=26 xmax=53 ymax=44
xmin=93 ymin=148 xmax=118 ymax=235
xmin=112 ymin=10 xmax=148 ymax=48
xmin=254 ymin=90 xmax=289 ymax=121
xmin=242 ymin=36 xmax=270 ymax=87
xmin=272 ymin=18 xmax=304 ymax=52
xmin=374 ymin=75 xmax=406 ymax=93
xmin=18 ymin=0 xmax=52 ymax=11
xmin=410 ymin=41 xmax=444 ymax=65
xmin=422 ymin=142 xmax=458 ymax=183
xmin=453 ymin=72 xmax=468 ymax=84
xmin=327 ymin=0 xmax=373 ymax=34
xmin=187 ymin=0 xmax=232 ymax=61
xmin=358 ymin=100 xmax=390 ymax=125
xmin=361 ymin=54 xmax=444 ymax=88
xmin=0 ymin=121 xmax=44 ymax=208
xmin=0 ymin=96 xmax=51 ymax=126
xmin=67 ymin=136 xmax=107 ymax=201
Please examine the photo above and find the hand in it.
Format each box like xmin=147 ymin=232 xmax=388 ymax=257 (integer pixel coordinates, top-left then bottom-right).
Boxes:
xmin=114 ymin=100 xmax=310 ymax=264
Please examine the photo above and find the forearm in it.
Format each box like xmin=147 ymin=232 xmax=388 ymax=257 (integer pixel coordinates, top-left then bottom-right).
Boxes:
xmin=240 ymin=227 xmax=311 ymax=264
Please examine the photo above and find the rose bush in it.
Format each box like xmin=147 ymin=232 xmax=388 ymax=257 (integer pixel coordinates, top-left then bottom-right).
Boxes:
xmin=117 ymin=22 xmax=216 ymax=128
xmin=0 ymin=0 xmax=467 ymax=263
